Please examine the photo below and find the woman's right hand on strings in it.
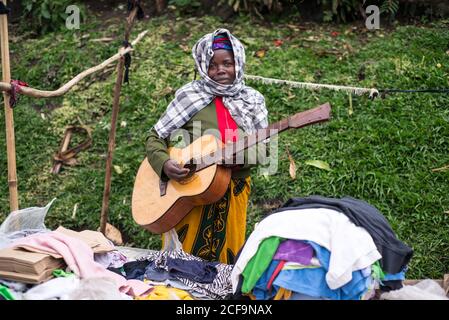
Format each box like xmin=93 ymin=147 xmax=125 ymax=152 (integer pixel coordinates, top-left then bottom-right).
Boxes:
xmin=163 ymin=159 xmax=190 ymax=181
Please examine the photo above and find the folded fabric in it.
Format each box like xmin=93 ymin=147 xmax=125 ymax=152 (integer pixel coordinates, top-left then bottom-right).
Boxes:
xmin=12 ymin=231 xmax=151 ymax=297
xmin=251 ymin=260 xmax=280 ymax=300
xmin=273 ymin=240 xmax=313 ymax=265
xmin=0 ymin=262 xmax=65 ymax=284
xmin=0 ymin=229 xmax=49 ymax=251
xmin=94 ymin=250 xmax=128 ymax=269
xmin=289 ymin=291 xmax=327 ymax=300
xmin=306 ymin=241 xmax=371 ymax=299
xmin=267 ymin=260 xmax=286 ymax=290
xmin=143 ymin=279 xmax=212 ymax=300
xmin=166 ymin=258 xmax=218 ymax=284
xmin=231 ymin=208 xmax=381 ymax=292
xmin=253 ymin=258 xmax=370 ymax=300
xmin=383 ymin=270 xmax=406 ymax=281
xmin=0 ymin=247 xmax=63 ymax=275
xmin=135 ymin=285 xmax=194 ymax=300
xmin=55 ymin=227 xmax=115 ymax=254
xmin=282 ymin=260 xmax=321 ymax=270
xmin=241 ymin=237 xmax=282 ymax=293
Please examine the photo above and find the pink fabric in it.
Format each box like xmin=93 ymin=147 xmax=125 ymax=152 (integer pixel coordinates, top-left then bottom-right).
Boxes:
xmin=12 ymin=231 xmax=151 ymax=297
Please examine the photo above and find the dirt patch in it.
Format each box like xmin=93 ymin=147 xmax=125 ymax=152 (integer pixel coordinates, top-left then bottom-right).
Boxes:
xmin=254 ymin=199 xmax=284 ymax=212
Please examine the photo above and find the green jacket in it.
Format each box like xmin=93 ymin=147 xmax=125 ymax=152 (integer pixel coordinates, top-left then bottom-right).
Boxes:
xmin=146 ymin=100 xmax=268 ymax=181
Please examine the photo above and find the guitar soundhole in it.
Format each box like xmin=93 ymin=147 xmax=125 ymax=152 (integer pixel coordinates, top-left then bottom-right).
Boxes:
xmin=183 ymin=162 xmax=197 ymax=177
xmin=178 ymin=162 xmax=197 ymax=184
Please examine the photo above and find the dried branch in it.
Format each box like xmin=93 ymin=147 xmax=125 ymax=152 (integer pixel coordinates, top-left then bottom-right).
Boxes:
xmin=0 ymin=30 xmax=148 ymax=98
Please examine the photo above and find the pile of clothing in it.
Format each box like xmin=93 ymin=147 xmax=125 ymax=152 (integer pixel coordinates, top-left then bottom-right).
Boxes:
xmin=0 ymin=226 xmax=151 ymax=300
xmin=231 ymin=196 xmax=413 ymax=300
xmin=0 ymin=200 xmax=235 ymax=300
xmin=0 ymin=223 xmax=233 ymax=300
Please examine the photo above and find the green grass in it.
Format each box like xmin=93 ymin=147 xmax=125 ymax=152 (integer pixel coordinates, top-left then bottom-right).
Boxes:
xmin=1 ymin=15 xmax=448 ymax=279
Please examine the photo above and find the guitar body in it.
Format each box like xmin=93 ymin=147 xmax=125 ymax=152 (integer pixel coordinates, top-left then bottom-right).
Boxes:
xmin=132 ymin=134 xmax=232 ymax=234
xmin=132 ymin=102 xmax=332 ymax=235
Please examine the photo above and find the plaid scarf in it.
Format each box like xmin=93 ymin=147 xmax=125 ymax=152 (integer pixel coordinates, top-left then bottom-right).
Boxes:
xmin=153 ymin=28 xmax=268 ymax=140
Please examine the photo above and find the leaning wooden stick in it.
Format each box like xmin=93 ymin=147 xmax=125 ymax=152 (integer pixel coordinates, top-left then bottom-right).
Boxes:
xmin=99 ymin=58 xmax=125 ymax=235
xmin=1 ymin=0 xmax=19 ymax=212
xmin=99 ymin=3 xmax=141 ymax=235
xmin=0 ymin=30 xmax=148 ymax=98
xmin=51 ymin=128 xmax=72 ymax=175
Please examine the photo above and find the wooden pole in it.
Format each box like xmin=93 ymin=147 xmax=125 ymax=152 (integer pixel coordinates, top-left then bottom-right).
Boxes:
xmin=99 ymin=56 xmax=125 ymax=234
xmin=99 ymin=5 xmax=139 ymax=234
xmin=0 ymin=0 xmax=18 ymax=212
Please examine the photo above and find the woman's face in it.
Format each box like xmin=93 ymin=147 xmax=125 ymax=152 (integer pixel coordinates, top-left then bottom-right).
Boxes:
xmin=207 ymin=49 xmax=236 ymax=85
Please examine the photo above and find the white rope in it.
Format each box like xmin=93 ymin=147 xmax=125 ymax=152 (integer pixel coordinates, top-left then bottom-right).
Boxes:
xmin=245 ymin=74 xmax=379 ymax=99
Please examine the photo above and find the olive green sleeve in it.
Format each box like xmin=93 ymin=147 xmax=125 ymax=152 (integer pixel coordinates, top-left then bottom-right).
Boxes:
xmin=145 ymin=128 xmax=170 ymax=181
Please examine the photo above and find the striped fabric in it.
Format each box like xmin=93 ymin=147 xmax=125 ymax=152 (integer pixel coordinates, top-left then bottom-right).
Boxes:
xmin=140 ymin=249 xmax=233 ymax=300
xmin=212 ymin=34 xmax=233 ymax=51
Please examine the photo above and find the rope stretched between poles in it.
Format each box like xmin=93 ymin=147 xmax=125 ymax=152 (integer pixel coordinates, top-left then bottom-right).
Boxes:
xmin=245 ymin=74 xmax=380 ymax=99
xmin=245 ymin=74 xmax=449 ymax=99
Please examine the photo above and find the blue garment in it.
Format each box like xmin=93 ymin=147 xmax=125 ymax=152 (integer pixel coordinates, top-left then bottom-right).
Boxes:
xmin=144 ymin=258 xmax=219 ymax=284
xmin=144 ymin=261 xmax=170 ymax=282
xmin=306 ymin=241 xmax=370 ymax=300
xmin=289 ymin=292 xmax=327 ymax=300
xmin=252 ymin=260 xmax=281 ymax=300
xmin=252 ymin=242 xmax=372 ymax=300
xmin=273 ymin=267 xmax=341 ymax=299
xmin=108 ymin=260 xmax=150 ymax=280
xmin=383 ymin=270 xmax=406 ymax=281
xmin=166 ymin=258 xmax=218 ymax=284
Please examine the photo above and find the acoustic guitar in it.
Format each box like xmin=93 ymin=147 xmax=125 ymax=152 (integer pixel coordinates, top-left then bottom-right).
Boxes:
xmin=132 ymin=102 xmax=331 ymax=234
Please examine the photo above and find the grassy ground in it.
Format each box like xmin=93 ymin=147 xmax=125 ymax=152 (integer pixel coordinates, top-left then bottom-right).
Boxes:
xmin=0 ymin=14 xmax=448 ymax=279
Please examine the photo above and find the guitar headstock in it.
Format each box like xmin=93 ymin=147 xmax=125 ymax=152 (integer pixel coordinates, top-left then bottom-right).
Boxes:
xmin=288 ymin=102 xmax=331 ymax=128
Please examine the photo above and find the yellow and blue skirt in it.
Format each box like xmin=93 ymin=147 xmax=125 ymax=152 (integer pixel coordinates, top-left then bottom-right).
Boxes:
xmin=162 ymin=176 xmax=251 ymax=264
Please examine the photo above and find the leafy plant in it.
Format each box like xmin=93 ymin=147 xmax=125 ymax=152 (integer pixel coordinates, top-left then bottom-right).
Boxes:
xmin=380 ymin=0 xmax=400 ymax=21
xmin=222 ymin=0 xmax=283 ymax=14
xmin=380 ymin=0 xmax=400 ymax=15
xmin=21 ymin=0 xmax=86 ymax=35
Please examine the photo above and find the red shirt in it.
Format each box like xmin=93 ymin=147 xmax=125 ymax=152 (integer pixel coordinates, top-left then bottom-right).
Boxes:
xmin=214 ymin=96 xmax=239 ymax=144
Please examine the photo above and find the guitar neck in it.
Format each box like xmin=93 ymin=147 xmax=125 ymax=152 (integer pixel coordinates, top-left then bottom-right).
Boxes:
xmin=223 ymin=102 xmax=331 ymax=160
xmin=193 ymin=102 xmax=331 ymax=168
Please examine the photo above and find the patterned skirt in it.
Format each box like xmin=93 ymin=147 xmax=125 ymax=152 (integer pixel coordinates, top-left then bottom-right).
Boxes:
xmin=162 ymin=176 xmax=251 ymax=265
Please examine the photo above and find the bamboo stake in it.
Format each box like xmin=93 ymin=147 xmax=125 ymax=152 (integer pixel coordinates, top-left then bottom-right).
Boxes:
xmin=0 ymin=0 xmax=18 ymax=212
xmin=99 ymin=56 xmax=125 ymax=235
xmin=99 ymin=5 xmax=140 ymax=235
xmin=0 ymin=30 xmax=148 ymax=98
